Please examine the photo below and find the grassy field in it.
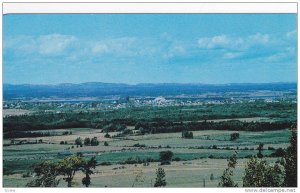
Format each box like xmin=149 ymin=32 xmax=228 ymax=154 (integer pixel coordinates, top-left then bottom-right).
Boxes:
xmin=3 ymin=127 xmax=290 ymax=181
xmin=3 ymin=158 xmax=280 ymax=187
xmin=3 ymin=100 xmax=294 ymax=187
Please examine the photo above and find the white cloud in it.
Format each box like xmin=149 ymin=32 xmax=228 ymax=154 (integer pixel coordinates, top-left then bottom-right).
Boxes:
xmin=90 ymin=37 xmax=139 ymax=56
xmin=38 ymin=34 xmax=77 ymax=55
xmin=198 ymin=33 xmax=270 ymax=50
xmin=223 ymin=52 xmax=241 ymax=59
xmin=5 ymin=34 xmax=77 ymax=56
xmin=198 ymin=35 xmax=230 ymax=49
xmin=4 ymin=36 xmax=37 ymax=53
xmin=286 ymin=30 xmax=296 ymax=39
xmin=91 ymin=43 xmax=109 ymax=54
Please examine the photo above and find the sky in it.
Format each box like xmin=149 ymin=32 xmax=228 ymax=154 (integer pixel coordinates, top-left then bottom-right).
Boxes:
xmin=3 ymin=14 xmax=297 ymax=84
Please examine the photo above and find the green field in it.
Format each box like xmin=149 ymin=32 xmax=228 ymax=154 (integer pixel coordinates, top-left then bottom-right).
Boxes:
xmin=2 ymin=101 xmax=296 ymax=187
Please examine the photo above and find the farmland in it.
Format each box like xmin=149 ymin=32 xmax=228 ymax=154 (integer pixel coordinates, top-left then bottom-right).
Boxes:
xmin=2 ymin=83 xmax=297 ymax=187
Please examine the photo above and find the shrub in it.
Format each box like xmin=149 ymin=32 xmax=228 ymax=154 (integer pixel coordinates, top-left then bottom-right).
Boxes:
xmin=99 ymin=162 xmax=111 ymax=166
xmin=159 ymin=151 xmax=174 ymax=165
xmin=84 ymin=137 xmax=91 ymax=146
xmin=104 ymin=133 xmax=110 ymax=138
xmin=104 ymin=141 xmax=109 ymax=146
xmin=182 ymin=130 xmax=193 ymax=139
xmin=271 ymin=148 xmax=285 ymax=157
xmin=210 ymin=173 xmax=214 ymax=181
xmin=60 ymin=141 xmax=65 ymax=145
xmin=133 ymin=143 xmax=146 ymax=147
xmin=230 ymin=133 xmax=240 ymax=141
xmin=75 ymin=137 xmax=82 ymax=146
xmin=91 ymin=137 xmax=99 ymax=146
xmin=268 ymin=146 xmax=275 ymax=150
xmin=122 ymin=129 xmax=133 ymax=135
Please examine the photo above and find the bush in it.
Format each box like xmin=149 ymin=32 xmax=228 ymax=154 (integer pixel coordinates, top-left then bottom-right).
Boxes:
xmin=62 ymin=131 xmax=70 ymax=135
xmin=210 ymin=173 xmax=214 ymax=181
xmin=271 ymin=148 xmax=286 ymax=157
xmin=104 ymin=133 xmax=110 ymax=138
xmin=133 ymin=143 xmax=146 ymax=147
xmin=75 ymin=137 xmax=82 ymax=146
xmin=60 ymin=141 xmax=65 ymax=145
xmin=104 ymin=141 xmax=109 ymax=146
xmin=91 ymin=137 xmax=99 ymax=146
xmin=230 ymin=133 xmax=239 ymax=141
xmin=122 ymin=129 xmax=133 ymax=135
xmin=159 ymin=151 xmax=174 ymax=165
xmin=182 ymin=130 xmax=193 ymax=139
xmin=268 ymin=146 xmax=275 ymax=150
xmin=84 ymin=137 xmax=91 ymax=146
xmin=99 ymin=162 xmax=111 ymax=166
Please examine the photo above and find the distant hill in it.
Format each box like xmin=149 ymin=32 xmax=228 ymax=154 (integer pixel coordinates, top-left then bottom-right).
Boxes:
xmin=3 ymin=82 xmax=297 ymax=100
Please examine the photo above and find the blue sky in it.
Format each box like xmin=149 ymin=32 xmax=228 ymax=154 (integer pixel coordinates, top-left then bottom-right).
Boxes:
xmin=4 ymin=14 xmax=297 ymax=84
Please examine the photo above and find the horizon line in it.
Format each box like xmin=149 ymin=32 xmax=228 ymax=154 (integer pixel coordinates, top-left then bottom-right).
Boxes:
xmin=3 ymin=81 xmax=297 ymax=86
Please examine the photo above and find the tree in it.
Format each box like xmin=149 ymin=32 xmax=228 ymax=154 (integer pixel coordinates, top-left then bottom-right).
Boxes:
xmin=84 ymin=137 xmax=91 ymax=146
xmin=104 ymin=141 xmax=109 ymax=146
xmin=81 ymin=157 xmax=97 ymax=187
xmin=57 ymin=156 xmax=85 ymax=187
xmin=104 ymin=133 xmax=110 ymax=138
xmin=257 ymin=143 xmax=264 ymax=158
xmin=75 ymin=137 xmax=82 ymax=146
xmin=182 ymin=130 xmax=193 ymax=139
xmin=230 ymin=133 xmax=239 ymax=141
xmin=154 ymin=168 xmax=166 ymax=187
xmin=243 ymin=157 xmax=284 ymax=187
xmin=284 ymin=124 xmax=297 ymax=187
xmin=218 ymin=154 xmax=238 ymax=187
xmin=90 ymin=137 xmax=99 ymax=146
xmin=26 ymin=160 xmax=60 ymax=187
xmin=159 ymin=151 xmax=174 ymax=165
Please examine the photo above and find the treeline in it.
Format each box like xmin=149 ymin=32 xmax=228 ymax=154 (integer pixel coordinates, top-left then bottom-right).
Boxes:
xmin=4 ymin=131 xmax=53 ymax=139
xmin=3 ymin=100 xmax=296 ymax=132
xmin=134 ymin=120 xmax=294 ymax=134
xmin=4 ymin=115 xmax=294 ymax=139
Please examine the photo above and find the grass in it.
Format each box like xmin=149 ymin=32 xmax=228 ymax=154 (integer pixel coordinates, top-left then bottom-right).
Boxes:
xmin=3 ymin=158 xmax=280 ymax=187
xmin=2 ymin=123 xmax=291 ymax=187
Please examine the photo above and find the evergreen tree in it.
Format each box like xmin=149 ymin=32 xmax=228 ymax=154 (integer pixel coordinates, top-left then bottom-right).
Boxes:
xmin=154 ymin=168 xmax=166 ymax=187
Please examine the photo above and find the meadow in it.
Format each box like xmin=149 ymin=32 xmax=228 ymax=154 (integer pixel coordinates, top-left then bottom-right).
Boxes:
xmin=2 ymin=100 xmax=296 ymax=187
